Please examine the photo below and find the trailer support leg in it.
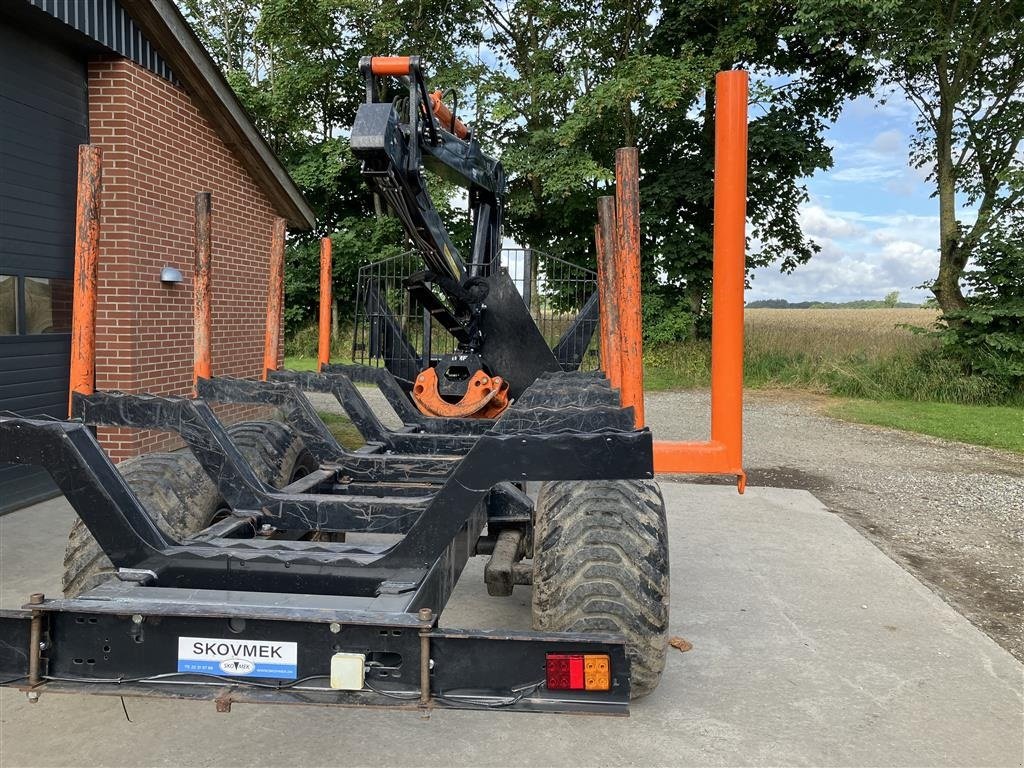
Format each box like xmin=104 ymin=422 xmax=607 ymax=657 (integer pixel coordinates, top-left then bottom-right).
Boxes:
xmin=27 ymin=593 xmax=44 ymax=693
xmin=419 ymin=607 xmax=433 ymax=711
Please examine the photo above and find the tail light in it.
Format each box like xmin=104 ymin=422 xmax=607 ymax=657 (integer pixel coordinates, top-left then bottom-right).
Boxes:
xmin=545 ymin=653 xmax=611 ymax=691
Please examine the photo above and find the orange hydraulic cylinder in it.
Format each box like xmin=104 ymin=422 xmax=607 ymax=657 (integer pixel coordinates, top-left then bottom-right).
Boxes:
xmin=370 ymin=56 xmax=413 ymax=76
xmin=317 ymin=237 xmax=332 ymax=372
xmin=429 ymin=91 xmax=470 ymax=140
xmin=193 ymin=192 xmax=213 ymax=387
xmin=614 ymin=147 xmax=644 ymax=428
xmin=263 ymin=218 xmax=286 ymax=380
xmin=596 ymin=196 xmax=622 ymax=390
xmin=68 ymin=145 xmax=102 ymax=416
xmin=653 ymin=70 xmax=748 ymax=491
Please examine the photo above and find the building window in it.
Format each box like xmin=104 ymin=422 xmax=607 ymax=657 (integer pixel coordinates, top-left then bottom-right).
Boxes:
xmin=24 ymin=277 xmax=73 ymax=334
xmin=0 ymin=275 xmax=17 ymax=335
xmin=0 ymin=276 xmax=73 ymax=335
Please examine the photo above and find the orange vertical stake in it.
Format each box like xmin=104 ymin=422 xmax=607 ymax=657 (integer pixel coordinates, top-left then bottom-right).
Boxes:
xmin=614 ymin=147 xmax=644 ymax=428
xmin=594 ymin=223 xmax=610 ymax=375
xmin=708 ymin=70 xmax=748 ymax=481
xmin=596 ymin=196 xmax=622 ymax=391
xmin=263 ymin=218 xmax=286 ymax=380
xmin=317 ymin=237 xmax=333 ymax=372
xmin=652 ymin=70 xmax=748 ymax=491
xmin=68 ymin=145 xmax=102 ymax=416
xmin=193 ymin=192 xmax=213 ymax=389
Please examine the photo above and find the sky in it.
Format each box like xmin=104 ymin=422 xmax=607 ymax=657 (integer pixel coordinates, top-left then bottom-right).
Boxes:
xmin=746 ymin=89 xmax=946 ymax=304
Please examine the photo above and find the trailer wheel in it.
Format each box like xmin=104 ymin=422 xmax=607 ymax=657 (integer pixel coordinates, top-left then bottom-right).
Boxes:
xmin=62 ymin=451 xmax=223 ymax=597
xmin=531 ymin=479 xmax=670 ymax=699
xmin=225 ymin=420 xmax=319 ymax=487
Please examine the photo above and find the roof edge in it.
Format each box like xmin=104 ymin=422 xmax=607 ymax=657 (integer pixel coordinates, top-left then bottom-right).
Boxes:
xmin=119 ymin=0 xmax=315 ymax=230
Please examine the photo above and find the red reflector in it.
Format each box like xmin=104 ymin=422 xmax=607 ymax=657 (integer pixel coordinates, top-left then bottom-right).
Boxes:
xmin=545 ymin=654 xmax=588 ymax=690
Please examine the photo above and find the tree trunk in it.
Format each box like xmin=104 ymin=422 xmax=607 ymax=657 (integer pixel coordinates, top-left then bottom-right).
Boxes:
xmin=932 ymin=61 xmax=969 ymax=320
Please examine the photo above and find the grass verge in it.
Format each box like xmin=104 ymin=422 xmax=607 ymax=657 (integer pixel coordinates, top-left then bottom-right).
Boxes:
xmin=827 ymin=399 xmax=1024 ymax=453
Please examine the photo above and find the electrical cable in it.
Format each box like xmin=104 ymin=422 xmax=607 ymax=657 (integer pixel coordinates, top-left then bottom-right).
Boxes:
xmin=42 ymin=672 xmax=332 ymax=690
xmin=40 ymin=671 xmax=546 ymax=709
xmin=362 ymin=678 xmax=421 ymax=701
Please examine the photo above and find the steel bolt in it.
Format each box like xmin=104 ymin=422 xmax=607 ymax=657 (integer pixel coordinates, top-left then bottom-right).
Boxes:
xmin=329 ymin=622 xmax=342 ymax=634
xmin=131 ymin=614 xmax=144 ymax=625
xmin=29 ymin=593 xmax=43 ymax=605
xmin=26 ymin=691 xmax=39 ymax=703
xmin=38 ymin=641 xmax=49 ymax=651
xmin=418 ymin=608 xmax=433 ymax=622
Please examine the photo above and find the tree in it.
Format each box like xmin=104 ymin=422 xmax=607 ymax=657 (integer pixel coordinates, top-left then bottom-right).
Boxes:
xmin=936 ymin=194 xmax=1024 ymax=383
xmin=480 ymin=0 xmax=875 ymax=338
xmin=176 ymin=0 xmax=484 ymax=332
xmin=884 ymin=290 xmax=900 ymax=307
xmin=869 ymin=0 xmax=1024 ymax=319
xmin=643 ymin=0 xmax=876 ymax=328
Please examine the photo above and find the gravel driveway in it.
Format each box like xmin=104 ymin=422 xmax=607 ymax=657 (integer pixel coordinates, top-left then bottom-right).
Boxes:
xmin=645 ymin=389 xmax=1024 ymax=661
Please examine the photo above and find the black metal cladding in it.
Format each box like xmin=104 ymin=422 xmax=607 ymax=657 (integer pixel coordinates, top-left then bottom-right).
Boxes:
xmin=0 ymin=22 xmax=85 ymax=512
xmin=27 ymin=0 xmax=176 ymax=82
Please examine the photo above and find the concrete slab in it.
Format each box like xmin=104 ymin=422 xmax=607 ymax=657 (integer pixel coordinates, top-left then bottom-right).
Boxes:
xmin=0 ymin=483 xmax=1021 ymax=767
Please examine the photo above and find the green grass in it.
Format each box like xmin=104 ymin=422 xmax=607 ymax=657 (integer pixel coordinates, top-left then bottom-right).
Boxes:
xmin=827 ymin=400 xmax=1024 ymax=453
xmin=284 ymin=356 xmax=320 ymax=371
xmin=644 ymin=341 xmax=1017 ymax=405
xmin=315 ymin=410 xmax=364 ymax=450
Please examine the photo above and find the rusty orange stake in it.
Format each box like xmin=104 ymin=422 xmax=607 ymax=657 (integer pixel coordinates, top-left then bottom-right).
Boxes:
xmin=317 ymin=237 xmax=332 ymax=372
xmin=596 ymin=196 xmax=622 ymax=391
xmin=614 ymin=148 xmax=644 ymax=427
xmin=68 ymin=145 xmax=102 ymax=416
xmin=653 ymin=70 xmax=748 ymax=491
xmin=263 ymin=217 xmax=286 ymax=380
xmin=594 ymin=223 xmax=610 ymax=375
xmin=193 ymin=192 xmax=213 ymax=388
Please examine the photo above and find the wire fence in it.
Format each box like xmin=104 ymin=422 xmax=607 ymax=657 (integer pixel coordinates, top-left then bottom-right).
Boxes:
xmin=351 ymin=248 xmax=600 ymax=376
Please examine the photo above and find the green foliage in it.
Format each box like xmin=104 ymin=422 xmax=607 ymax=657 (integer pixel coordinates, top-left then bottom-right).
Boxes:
xmin=177 ymin=0 xmax=483 ymax=330
xmin=479 ymin=0 xmax=875 ymax=326
xmin=283 ymin=216 xmax=405 ymax=334
xmin=645 ymin=341 xmax=1012 ymax=405
xmin=936 ymin=227 xmax=1024 ymax=384
xmin=641 ymin=289 xmax=696 ymax=345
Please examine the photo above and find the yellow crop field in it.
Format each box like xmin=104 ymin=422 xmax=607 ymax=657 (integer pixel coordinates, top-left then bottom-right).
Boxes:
xmin=744 ymin=308 xmax=940 ymax=360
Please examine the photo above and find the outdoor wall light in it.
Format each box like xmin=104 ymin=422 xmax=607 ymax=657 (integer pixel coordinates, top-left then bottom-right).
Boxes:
xmin=160 ymin=266 xmax=184 ymax=284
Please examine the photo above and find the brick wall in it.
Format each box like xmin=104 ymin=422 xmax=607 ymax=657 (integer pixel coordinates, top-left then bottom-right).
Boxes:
xmin=88 ymin=58 xmax=281 ymax=461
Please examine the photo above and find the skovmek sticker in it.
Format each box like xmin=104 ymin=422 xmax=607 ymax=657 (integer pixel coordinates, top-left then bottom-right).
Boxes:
xmin=177 ymin=636 xmax=298 ymax=679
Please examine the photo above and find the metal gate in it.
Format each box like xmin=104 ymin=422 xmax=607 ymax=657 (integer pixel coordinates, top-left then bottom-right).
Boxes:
xmin=351 ymin=249 xmax=600 ymax=375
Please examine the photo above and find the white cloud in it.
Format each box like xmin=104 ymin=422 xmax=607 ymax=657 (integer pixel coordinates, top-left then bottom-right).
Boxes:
xmin=748 ymin=203 xmax=939 ymax=303
xmin=831 ymin=165 xmax=904 ymax=183
xmin=799 ymin=205 xmax=864 ymax=239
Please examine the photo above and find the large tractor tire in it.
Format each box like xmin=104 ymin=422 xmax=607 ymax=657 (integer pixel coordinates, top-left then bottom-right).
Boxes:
xmin=62 ymin=451 xmax=223 ymax=597
xmin=225 ymin=420 xmax=319 ymax=487
xmin=531 ymin=479 xmax=670 ymax=699
xmin=62 ymin=421 xmax=317 ymax=597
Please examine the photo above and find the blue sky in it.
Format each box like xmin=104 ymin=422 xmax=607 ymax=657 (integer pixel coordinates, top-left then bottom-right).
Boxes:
xmin=747 ymin=89 xmax=946 ymax=304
